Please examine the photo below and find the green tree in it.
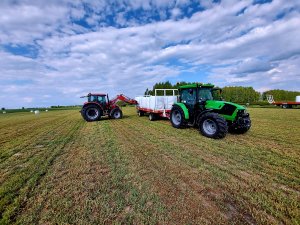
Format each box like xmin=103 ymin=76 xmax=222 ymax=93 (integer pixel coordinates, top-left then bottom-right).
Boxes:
xmin=220 ymin=86 xmax=260 ymax=103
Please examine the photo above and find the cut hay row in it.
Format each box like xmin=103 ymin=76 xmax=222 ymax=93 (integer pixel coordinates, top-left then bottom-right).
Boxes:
xmin=0 ymin=108 xmax=299 ymax=224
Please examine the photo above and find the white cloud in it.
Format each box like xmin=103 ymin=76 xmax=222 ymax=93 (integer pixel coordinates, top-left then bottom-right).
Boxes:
xmin=0 ymin=0 xmax=299 ymax=108
xmin=171 ymin=8 xmax=182 ymax=19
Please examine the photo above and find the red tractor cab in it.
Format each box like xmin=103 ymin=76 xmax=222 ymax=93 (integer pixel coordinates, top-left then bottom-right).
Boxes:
xmin=80 ymin=93 xmax=137 ymax=122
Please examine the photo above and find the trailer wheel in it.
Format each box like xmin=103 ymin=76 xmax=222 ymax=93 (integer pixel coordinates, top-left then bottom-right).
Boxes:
xmin=149 ymin=113 xmax=156 ymax=121
xmin=199 ymin=112 xmax=228 ymax=139
xmin=282 ymin=104 xmax=288 ymax=109
xmin=138 ymin=110 xmax=144 ymax=117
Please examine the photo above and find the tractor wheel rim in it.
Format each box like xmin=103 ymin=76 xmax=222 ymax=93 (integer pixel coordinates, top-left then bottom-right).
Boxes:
xmin=114 ymin=111 xmax=120 ymax=118
xmin=203 ymin=119 xmax=217 ymax=135
xmin=172 ymin=110 xmax=181 ymax=125
xmin=86 ymin=108 xmax=99 ymax=120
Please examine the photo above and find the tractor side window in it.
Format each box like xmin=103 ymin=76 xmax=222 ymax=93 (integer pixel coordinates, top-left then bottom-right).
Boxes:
xmin=198 ymin=88 xmax=213 ymax=101
xmin=181 ymin=89 xmax=196 ymax=105
xmin=98 ymin=96 xmax=106 ymax=104
xmin=92 ymin=96 xmax=98 ymax=102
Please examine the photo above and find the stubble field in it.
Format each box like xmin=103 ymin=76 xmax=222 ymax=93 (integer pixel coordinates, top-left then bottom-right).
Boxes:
xmin=0 ymin=107 xmax=299 ymax=224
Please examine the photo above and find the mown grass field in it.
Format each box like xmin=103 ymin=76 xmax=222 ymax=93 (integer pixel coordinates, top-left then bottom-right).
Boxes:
xmin=0 ymin=107 xmax=299 ymax=224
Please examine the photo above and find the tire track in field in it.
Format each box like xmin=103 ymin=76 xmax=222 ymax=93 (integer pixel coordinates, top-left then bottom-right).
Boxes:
xmin=154 ymin=119 xmax=300 ymax=199
xmin=109 ymin=118 xmax=240 ymax=224
xmin=119 ymin=109 xmax=299 ymax=224
xmin=16 ymin=121 xmax=100 ymax=225
xmin=0 ymin=116 xmax=75 ymax=184
xmin=0 ymin=111 xmax=76 ymax=161
xmin=0 ymin=114 xmax=83 ymax=224
xmin=121 ymin=116 xmax=298 ymax=224
xmin=122 ymin=117 xmax=253 ymax=184
xmin=0 ymin=111 xmax=77 ymax=157
xmin=16 ymin=120 xmax=166 ymax=225
xmin=136 ymin=116 xmax=300 ymax=191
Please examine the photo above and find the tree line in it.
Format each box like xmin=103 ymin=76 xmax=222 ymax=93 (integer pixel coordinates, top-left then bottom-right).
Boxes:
xmin=262 ymin=90 xmax=300 ymax=101
xmin=144 ymin=81 xmax=300 ymax=103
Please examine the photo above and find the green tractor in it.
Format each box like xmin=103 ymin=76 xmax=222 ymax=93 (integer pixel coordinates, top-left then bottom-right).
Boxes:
xmin=170 ymin=83 xmax=251 ymax=139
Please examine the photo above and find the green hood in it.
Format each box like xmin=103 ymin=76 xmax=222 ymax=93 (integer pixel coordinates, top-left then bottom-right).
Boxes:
xmin=205 ymin=100 xmax=245 ymax=110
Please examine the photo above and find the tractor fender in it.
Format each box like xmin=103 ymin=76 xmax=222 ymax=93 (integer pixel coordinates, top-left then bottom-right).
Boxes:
xmin=195 ymin=109 xmax=214 ymax=125
xmin=173 ymin=103 xmax=189 ymax=120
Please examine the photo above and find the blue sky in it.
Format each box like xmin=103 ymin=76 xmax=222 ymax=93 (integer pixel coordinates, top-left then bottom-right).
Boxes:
xmin=0 ymin=0 xmax=299 ymax=108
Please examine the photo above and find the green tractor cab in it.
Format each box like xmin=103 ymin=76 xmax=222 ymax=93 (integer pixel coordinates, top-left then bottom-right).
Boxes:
xmin=170 ymin=83 xmax=251 ymax=139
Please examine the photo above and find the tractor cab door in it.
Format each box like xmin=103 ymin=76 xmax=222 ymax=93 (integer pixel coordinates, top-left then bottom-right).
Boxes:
xmin=96 ymin=96 xmax=107 ymax=109
xmin=180 ymin=88 xmax=197 ymax=120
xmin=180 ymin=88 xmax=196 ymax=107
xmin=197 ymin=87 xmax=214 ymax=111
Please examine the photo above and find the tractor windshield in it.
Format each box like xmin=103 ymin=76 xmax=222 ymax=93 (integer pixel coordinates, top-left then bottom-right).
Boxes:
xmin=88 ymin=95 xmax=106 ymax=103
xmin=198 ymin=88 xmax=213 ymax=101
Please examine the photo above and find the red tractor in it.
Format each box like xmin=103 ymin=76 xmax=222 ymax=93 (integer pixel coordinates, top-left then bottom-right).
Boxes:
xmin=80 ymin=93 xmax=137 ymax=122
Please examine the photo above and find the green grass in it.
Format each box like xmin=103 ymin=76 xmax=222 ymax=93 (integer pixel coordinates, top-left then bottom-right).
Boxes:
xmin=0 ymin=106 xmax=81 ymax=114
xmin=0 ymin=108 xmax=299 ymax=224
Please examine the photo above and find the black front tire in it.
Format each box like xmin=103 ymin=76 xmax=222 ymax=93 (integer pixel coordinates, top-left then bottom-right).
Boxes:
xmin=110 ymin=108 xmax=123 ymax=119
xmin=170 ymin=105 xmax=186 ymax=128
xmin=81 ymin=105 xmax=101 ymax=122
xmin=199 ymin=112 xmax=228 ymax=139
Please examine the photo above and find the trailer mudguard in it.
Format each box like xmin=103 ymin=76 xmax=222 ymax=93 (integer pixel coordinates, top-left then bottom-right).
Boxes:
xmin=174 ymin=103 xmax=189 ymax=120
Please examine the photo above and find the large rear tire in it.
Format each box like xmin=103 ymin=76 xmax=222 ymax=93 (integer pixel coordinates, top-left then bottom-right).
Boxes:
xmin=170 ymin=105 xmax=186 ymax=128
xmin=81 ymin=105 xmax=101 ymax=122
xmin=110 ymin=108 xmax=123 ymax=119
xmin=199 ymin=112 xmax=228 ymax=139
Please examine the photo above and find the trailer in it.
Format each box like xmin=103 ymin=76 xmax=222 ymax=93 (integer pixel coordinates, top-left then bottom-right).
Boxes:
xmin=267 ymin=95 xmax=300 ymax=108
xmin=135 ymin=89 xmax=178 ymax=120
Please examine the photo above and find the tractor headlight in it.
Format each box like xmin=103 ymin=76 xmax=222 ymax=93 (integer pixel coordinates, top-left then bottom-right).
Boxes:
xmin=239 ymin=109 xmax=249 ymax=117
xmin=237 ymin=109 xmax=248 ymax=117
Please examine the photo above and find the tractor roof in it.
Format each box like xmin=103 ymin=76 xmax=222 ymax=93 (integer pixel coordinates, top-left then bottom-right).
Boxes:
xmin=179 ymin=83 xmax=214 ymax=89
xmin=89 ymin=93 xmax=107 ymax=96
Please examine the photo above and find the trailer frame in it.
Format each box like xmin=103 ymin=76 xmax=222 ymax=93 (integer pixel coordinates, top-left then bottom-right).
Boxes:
xmin=267 ymin=95 xmax=300 ymax=108
xmin=136 ymin=89 xmax=178 ymax=120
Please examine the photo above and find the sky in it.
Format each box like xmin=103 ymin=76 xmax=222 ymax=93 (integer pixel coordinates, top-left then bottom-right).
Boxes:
xmin=0 ymin=0 xmax=300 ymax=108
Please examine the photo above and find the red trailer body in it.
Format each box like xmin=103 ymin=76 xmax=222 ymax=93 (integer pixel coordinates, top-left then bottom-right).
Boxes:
xmin=267 ymin=95 xmax=300 ymax=108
